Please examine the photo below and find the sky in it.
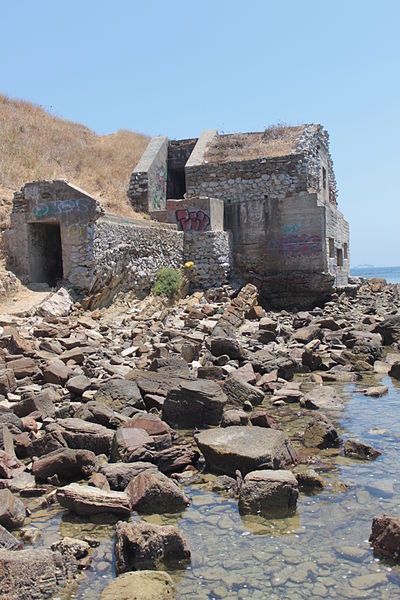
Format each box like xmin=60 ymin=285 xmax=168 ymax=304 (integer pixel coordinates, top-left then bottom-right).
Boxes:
xmin=1 ymin=0 xmax=399 ymax=266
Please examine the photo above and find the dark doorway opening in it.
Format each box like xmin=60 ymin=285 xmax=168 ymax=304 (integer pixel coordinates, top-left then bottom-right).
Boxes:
xmin=29 ymin=223 xmax=63 ymax=285
xmin=167 ymin=167 xmax=186 ymax=199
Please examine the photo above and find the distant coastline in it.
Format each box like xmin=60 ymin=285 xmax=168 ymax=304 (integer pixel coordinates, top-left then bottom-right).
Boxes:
xmin=350 ymin=265 xmax=400 ymax=284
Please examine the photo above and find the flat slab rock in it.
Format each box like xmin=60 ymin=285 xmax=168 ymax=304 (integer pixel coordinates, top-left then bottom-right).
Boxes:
xmin=56 ymin=483 xmax=131 ymax=516
xmin=195 ymin=426 xmax=297 ymax=476
xmin=100 ymin=570 xmax=176 ymax=600
xmin=163 ymin=379 xmax=227 ymax=427
xmin=100 ymin=462 xmax=157 ymax=491
xmin=300 ymin=386 xmax=344 ymax=411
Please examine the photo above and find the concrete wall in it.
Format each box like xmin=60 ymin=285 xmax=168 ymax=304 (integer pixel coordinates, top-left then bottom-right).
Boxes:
xmin=127 ymin=136 xmax=168 ymax=212
xmin=325 ymin=203 xmax=350 ymax=287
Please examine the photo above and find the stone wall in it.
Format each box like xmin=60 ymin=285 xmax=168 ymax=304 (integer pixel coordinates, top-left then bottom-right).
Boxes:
xmin=90 ymin=216 xmax=184 ymax=302
xmin=183 ymin=231 xmax=232 ymax=290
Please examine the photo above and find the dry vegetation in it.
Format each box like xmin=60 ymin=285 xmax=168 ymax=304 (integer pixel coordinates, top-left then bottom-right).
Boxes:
xmin=0 ymin=94 xmax=149 ymax=229
xmin=205 ymin=124 xmax=305 ymax=164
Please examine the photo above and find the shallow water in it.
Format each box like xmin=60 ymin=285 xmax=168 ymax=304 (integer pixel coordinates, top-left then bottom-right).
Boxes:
xmin=26 ymin=374 xmax=400 ymax=599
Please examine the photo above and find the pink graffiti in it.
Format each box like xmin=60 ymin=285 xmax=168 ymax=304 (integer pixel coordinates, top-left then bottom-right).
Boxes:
xmin=176 ymin=209 xmax=211 ymax=232
xmin=267 ymin=234 xmax=322 ymax=257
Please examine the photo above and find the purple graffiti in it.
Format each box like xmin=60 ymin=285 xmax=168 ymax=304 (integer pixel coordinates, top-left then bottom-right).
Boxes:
xmin=176 ymin=209 xmax=211 ymax=232
xmin=267 ymin=233 xmax=322 ymax=257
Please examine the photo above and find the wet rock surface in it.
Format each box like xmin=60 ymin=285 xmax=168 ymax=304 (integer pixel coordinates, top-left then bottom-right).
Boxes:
xmin=0 ymin=279 xmax=398 ymax=598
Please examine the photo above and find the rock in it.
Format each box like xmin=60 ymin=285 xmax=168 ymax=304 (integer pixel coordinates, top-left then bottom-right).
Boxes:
xmin=111 ymin=427 xmax=155 ymax=463
xmin=300 ymin=386 xmax=344 ymax=411
xmin=344 ymin=439 xmax=381 ymax=460
xmin=7 ymin=357 xmax=39 ymax=379
xmin=36 ymin=287 xmax=73 ymax=317
xmin=195 ymin=426 xmax=297 ymax=476
xmin=126 ymin=470 xmax=190 ymax=513
xmin=13 ymin=389 xmax=56 ymax=418
xmin=221 ymin=409 xmax=249 ymax=427
xmin=295 ymin=468 xmax=325 ymax=491
xmin=100 ymin=462 xmax=157 ymax=491
xmin=56 ymin=483 xmax=131 ymax=516
xmin=163 ymin=380 xmax=227 ymax=427
xmin=156 ymin=444 xmax=199 ymax=474
xmin=0 ymin=369 xmax=16 ymax=395
xmin=223 ymin=373 xmax=264 ymax=407
xmin=293 ymin=325 xmax=320 ymax=344
xmin=389 ymin=362 xmax=400 ymax=380
xmin=0 ymin=489 xmax=26 ymax=529
xmin=0 ymin=450 xmax=25 ymax=479
xmin=209 ymin=336 xmax=241 ymax=359
xmin=362 ymin=385 xmax=388 ymax=397
xmin=0 ymin=547 xmax=76 ymax=599
xmin=303 ymin=415 xmax=341 ymax=449
xmin=374 ymin=315 xmax=400 ymax=345
xmin=369 ymin=514 xmax=400 ymax=560
xmin=74 ymin=401 xmax=128 ymax=430
xmin=247 ymin=349 xmax=295 ymax=380
xmin=50 ymin=418 xmax=114 ymax=456
xmin=51 ymin=536 xmax=90 ymax=560
xmin=5 ymin=332 xmax=36 ymax=356
xmin=0 ymin=524 xmax=23 ymax=549
xmin=94 ymin=379 xmax=145 ymax=412
xmin=114 ymin=520 xmax=190 ymax=574
xmin=88 ymin=472 xmax=110 ymax=491
xmin=43 ymin=360 xmax=73 ymax=385
xmin=32 ymin=448 xmax=96 ymax=482
xmin=66 ymin=375 xmax=91 ymax=395
xmin=250 ymin=410 xmax=279 ymax=429
xmin=238 ymin=470 xmax=298 ymax=516
xmin=100 ymin=570 xmax=176 ymax=600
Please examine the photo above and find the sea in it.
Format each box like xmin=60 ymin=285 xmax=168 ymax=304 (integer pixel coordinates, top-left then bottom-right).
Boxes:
xmin=350 ymin=265 xmax=400 ymax=284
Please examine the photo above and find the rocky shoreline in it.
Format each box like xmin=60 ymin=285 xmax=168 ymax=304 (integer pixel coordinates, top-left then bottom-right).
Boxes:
xmin=0 ymin=278 xmax=399 ymax=599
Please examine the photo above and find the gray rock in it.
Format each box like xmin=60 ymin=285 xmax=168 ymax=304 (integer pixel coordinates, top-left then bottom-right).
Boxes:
xmin=300 ymin=386 xmax=344 ymax=410
xmin=163 ymin=380 xmax=227 ymax=427
xmin=238 ymin=469 xmax=298 ymax=515
xmin=221 ymin=409 xmax=249 ymax=427
xmin=94 ymin=379 xmax=145 ymax=412
xmin=195 ymin=426 xmax=297 ymax=476
xmin=303 ymin=415 xmax=341 ymax=449
xmin=344 ymin=439 xmax=381 ymax=460
xmin=114 ymin=520 xmax=190 ymax=574
xmin=49 ymin=418 xmax=114 ymax=456
xmin=389 ymin=362 xmax=400 ymax=380
xmin=223 ymin=373 xmax=264 ymax=407
xmin=100 ymin=462 xmax=157 ymax=491
xmin=0 ymin=523 xmax=23 ymax=549
xmin=66 ymin=375 xmax=91 ymax=395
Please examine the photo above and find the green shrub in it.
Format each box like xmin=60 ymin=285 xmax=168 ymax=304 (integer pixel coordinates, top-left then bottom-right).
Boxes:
xmin=152 ymin=267 xmax=182 ymax=299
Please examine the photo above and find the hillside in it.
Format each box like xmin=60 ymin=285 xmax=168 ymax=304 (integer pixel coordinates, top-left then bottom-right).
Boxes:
xmin=0 ymin=94 xmax=149 ymax=229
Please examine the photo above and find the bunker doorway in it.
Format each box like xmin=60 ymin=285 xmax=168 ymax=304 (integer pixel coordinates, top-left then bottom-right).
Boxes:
xmin=167 ymin=167 xmax=186 ymax=199
xmin=29 ymin=223 xmax=63 ymax=286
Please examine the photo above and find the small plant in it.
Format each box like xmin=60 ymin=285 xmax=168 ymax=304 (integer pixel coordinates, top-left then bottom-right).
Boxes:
xmin=152 ymin=267 xmax=182 ymax=299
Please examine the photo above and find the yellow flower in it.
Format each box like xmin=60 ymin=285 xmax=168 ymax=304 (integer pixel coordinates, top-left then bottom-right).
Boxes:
xmin=184 ymin=261 xmax=194 ymax=269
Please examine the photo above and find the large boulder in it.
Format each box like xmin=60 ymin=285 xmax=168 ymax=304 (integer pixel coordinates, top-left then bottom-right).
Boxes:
xmin=74 ymin=401 xmax=128 ymax=430
xmin=389 ymin=362 xmax=400 ymax=380
xmin=246 ymin=349 xmax=295 ymax=380
xmin=126 ymin=470 xmax=190 ymax=513
xmin=374 ymin=316 xmax=400 ymax=345
xmin=48 ymin=418 xmax=114 ymax=456
xmin=32 ymin=448 xmax=96 ymax=482
xmin=101 ymin=571 xmax=176 ymax=600
xmin=238 ymin=470 xmax=298 ymax=516
xmin=369 ymin=514 xmax=400 ymax=560
xmin=163 ymin=380 xmax=227 ymax=427
xmin=0 ymin=547 xmax=75 ymax=599
xmin=56 ymin=483 xmax=131 ymax=516
xmin=0 ymin=489 xmax=26 ymax=529
xmin=111 ymin=427 xmax=155 ymax=463
xmin=94 ymin=379 xmax=145 ymax=412
xmin=13 ymin=389 xmax=57 ymax=418
xmin=195 ymin=426 xmax=297 ymax=476
xmin=114 ymin=520 xmax=190 ymax=574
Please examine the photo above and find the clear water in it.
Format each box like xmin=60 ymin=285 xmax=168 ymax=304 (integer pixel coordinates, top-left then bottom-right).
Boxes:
xmin=350 ymin=266 xmax=400 ymax=285
xmin=24 ymin=374 xmax=400 ymax=599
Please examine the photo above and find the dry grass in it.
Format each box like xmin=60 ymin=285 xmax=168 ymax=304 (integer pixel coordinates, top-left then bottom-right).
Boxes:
xmin=205 ymin=124 xmax=305 ymax=164
xmin=0 ymin=94 xmax=149 ymax=229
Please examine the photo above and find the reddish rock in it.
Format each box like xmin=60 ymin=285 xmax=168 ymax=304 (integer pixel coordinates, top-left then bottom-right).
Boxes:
xmin=126 ymin=470 xmax=190 ymax=513
xmin=369 ymin=515 xmax=400 ymax=560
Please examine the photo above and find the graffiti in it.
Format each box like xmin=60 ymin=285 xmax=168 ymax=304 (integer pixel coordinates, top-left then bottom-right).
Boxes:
xmin=32 ymin=199 xmax=90 ymax=220
xmin=267 ymin=230 xmax=322 ymax=258
xmin=176 ymin=209 xmax=211 ymax=232
xmin=65 ymin=223 xmax=88 ymax=244
xmin=281 ymin=223 xmax=299 ymax=235
xmin=150 ymin=165 xmax=167 ymax=211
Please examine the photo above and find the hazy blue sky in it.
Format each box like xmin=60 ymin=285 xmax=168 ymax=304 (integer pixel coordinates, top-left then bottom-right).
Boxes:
xmin=1 ymin=0 xmax=399 ymax=266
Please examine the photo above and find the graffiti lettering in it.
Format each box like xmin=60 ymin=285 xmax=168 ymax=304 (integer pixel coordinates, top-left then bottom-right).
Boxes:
xmin=32 ymin=199 xmax=90 ymax=220
xmin=176 ymin=209 xmax=211 ymax=232
xmin=151 ymin=166 xmax=167 ymax=211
